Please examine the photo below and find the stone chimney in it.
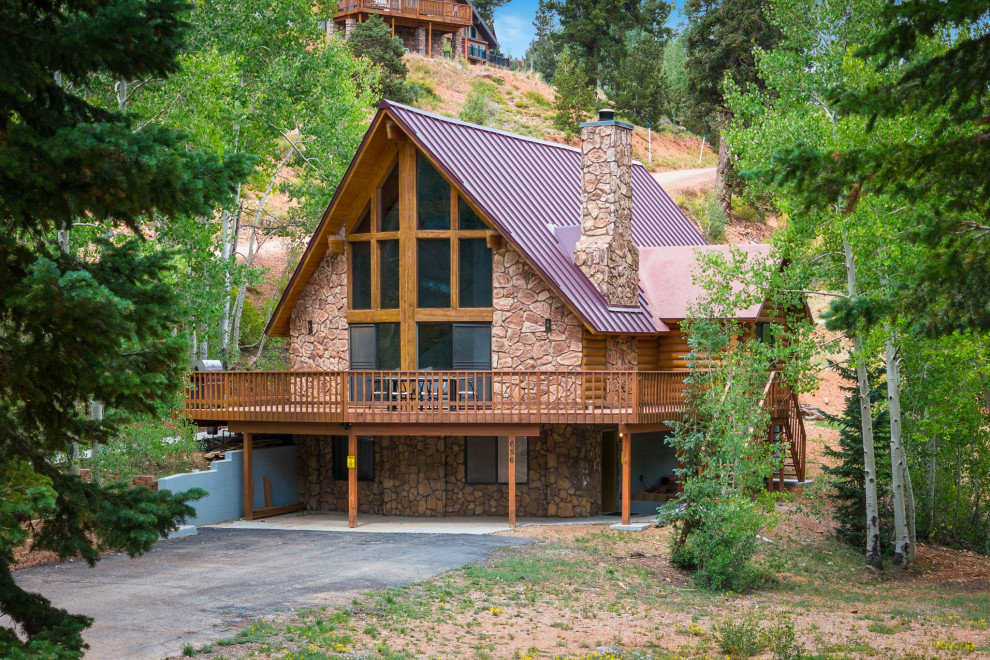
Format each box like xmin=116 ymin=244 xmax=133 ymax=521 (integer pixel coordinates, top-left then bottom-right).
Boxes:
xmin=572 ymin=109 xmax=639 ymax=307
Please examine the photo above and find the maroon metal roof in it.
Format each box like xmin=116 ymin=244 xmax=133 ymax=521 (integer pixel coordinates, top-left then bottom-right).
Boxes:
xmin=384 ymin=101 xmax=707 ymax=334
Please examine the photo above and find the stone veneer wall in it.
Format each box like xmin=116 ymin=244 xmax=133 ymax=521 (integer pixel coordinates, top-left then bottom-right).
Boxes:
xmin=295 ymin=424 xmax=601 ymax=517
xmin=572 ymin=121 xmax=639 ymax=306
xmin=289 ymin=230 xmax=348 ymax=371
xmin=491 ymin=244 xmax=584 ymax=370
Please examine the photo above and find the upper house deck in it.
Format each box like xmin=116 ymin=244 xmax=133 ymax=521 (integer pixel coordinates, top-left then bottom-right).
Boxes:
xmin=335 ymin=0 xmax=473 ymax=25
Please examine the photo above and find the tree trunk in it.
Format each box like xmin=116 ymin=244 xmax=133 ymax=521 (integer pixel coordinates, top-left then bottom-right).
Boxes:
xmin=90 ymin=400 xmax=103 ymax=486
xmin=714 ymin=109 xmax=732 ymax=219
xmin=927 ymin=433 xmax=937 ymax=531
xmin=885 ymin=335 xmax=911 ymax=566
xmin=844 ymin=238 xmax=883 ymax=568
xmin=903 ymin=458 xmax=917 ymax=563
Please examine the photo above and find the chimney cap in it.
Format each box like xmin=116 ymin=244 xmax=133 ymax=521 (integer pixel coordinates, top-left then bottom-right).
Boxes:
xmin=579 ymin=109 xmax=634 ymax=130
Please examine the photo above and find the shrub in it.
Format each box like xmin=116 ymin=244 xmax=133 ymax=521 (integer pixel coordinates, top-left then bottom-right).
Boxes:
xmin=673 ymin=494 xmax=773 ymax=591
xmin=524 ymin=89 xmax=553 ymax=109
xmin=714 ymin=617 xmax=766 ymax=657
xmin=91 ymin=417 xmax=201 ymax=482
xmin=238 ymin=300 xmax=265 ymax=346
xmin=460 ymin=80 xmax=503 ymax=126
xmin=702 ymin=193 xmax=727 ymax=242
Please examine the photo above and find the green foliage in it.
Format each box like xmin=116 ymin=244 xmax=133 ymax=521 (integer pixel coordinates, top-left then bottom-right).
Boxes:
xmin=746 ymin=1 xmax=990 ymax=336
xmin=552 ymin=50 xmax=595 ymax=135
xmin=714 ymin=614 xmax=805 ymax=659
xmin=348 ymin=14 xmax=418 ymax=104
xmin=460 ymin=81 xmax=504 ymax=127
xmin=471 ymin=0 xmax=509 ymax=25
xmin=541 ymin=0 xmax=673 ymax=90
xmin=611 ymin=32 xmax=670 ymax=127
xmin=90 ymin=418 xmax=201 ymax=482
xmin=525 ymin=0 xmax=560 ymax=81
xmin=662 ymin=35 xmax=691 ymax=124
xmin=0 ymin=0 xmax=237 ymax=655
xmin=238 ymin=301 xmax=266 ymax=347
xmin=682 ymin=0 xmax=782 ymax=133
xmin=821 ymin=364 xmax=893 ymax=550
xmin=680 ymin=192 xmax=727 ymax=242
xmin=660 ymin=248 xmax=816 ymax=591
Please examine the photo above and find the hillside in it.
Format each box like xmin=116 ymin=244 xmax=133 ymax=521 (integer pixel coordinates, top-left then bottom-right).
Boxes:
xmin=405 ymin=55 xmax=718 ymax=171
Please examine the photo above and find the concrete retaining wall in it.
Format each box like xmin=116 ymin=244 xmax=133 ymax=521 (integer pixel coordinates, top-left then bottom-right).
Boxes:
xmin=158 ymin=445 xmax=298 ymax=526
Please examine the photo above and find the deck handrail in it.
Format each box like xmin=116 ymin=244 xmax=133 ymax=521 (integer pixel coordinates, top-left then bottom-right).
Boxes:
xmin=183 ymin=369 xmax=692 ymax=426
xmin=335 ymin=0 xmax=472 ymax=24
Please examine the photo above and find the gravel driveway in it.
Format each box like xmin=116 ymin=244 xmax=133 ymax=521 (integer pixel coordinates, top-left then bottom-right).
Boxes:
xmin=12 ymin=527 xmax=530 ymax=659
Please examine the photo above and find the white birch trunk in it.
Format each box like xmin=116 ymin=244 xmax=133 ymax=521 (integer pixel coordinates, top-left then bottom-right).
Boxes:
xmin=230 ymin=150 xmax=291 ymax=359
xmin=903 ymin=458 xmax=917 ymax=563
xmin=885 ymin=334 xmax=910 ymax=566
xmin=844 ymin=238 xmax=883 ymax=567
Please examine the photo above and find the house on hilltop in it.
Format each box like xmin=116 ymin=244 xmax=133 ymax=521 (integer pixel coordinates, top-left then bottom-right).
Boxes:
xmin=326 ymin=0 xmax=502 ymax=65
xmin=184 ymin=102 xmax=807 ymax=527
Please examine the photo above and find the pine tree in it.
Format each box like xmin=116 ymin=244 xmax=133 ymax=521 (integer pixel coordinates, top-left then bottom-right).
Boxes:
xmin=347 ymin=14 xmax=416 ymax=104
xmin=612 ymin=31 xmax=670 ymax=127
xmin=525 ymin=0 xmax=560 ymax=81
xmin=552 ymin=49 xmax=596 ymax=136
xmin=765 ymin=1 xmax=990 ymax=336
xmin=822 ymin=363 xmax=893 ymax=551
xmin=0 ymin=1 xmax=251 ymax=656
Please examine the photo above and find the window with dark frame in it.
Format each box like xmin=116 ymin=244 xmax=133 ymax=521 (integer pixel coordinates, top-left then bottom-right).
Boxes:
xmin=331 ymin=436 xmax=375 ymax=481
xmin=349 ymin=323 xmax=401 ymax=370
xmin=465 ymin=436 xmax=528 ymax=484
xmin=416 ymin=322 xmax=491 ymax=370
xmin=350 ymin=242 xmax=371 ymax=310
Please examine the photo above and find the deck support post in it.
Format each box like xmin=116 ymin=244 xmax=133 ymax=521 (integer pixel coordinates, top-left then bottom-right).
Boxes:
xmin=508 ymin=435 xmax=517 ymax=528
xmin=348 ymin=432 xmax=358 ymax=528
xmin=428 ymin=22 xmax=432 ymax=57
xmin=243 ymin=432 xmax=254 ymax=521
xmin=621 ymin=431 xmax=630 ymax=525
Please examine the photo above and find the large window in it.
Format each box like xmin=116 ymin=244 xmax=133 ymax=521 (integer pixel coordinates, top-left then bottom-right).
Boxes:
xmin=331 ymin=436 xmax=375 ymax=481
xmin=418 ymin=238 xmax=451 ymax=308
xmin=417 ymin=152 xmax=450 ymax=230
xmin=466 ymin=436 xmax=528 ymax=484
xmin=459 ymin=238 xmax=492 ymax=307
xmin=379 ymin=239 xmax=400 ymax=309
xmin=417 ymin=323 xmax=491 ymax=370
xmin=380 ymin=163 xmax=400 ymax=232
xmin=350 ymin=324 xmax=401 ymax=369
xmin=350 ymin=242 xmax=371 ymax=310
xmin=344 ymin=146 xmax=495 ymax=369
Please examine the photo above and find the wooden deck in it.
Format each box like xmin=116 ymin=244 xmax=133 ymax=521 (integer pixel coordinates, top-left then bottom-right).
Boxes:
xmin=184 ymin=370 xmax=688 ymax=427
xmin=335 ymin=0 xmax=472 ymax=26
xmin=183 ymin=369 xmax=807 ymax=481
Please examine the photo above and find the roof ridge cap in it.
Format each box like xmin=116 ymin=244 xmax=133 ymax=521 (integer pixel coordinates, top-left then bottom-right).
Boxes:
xmin=383 ymin=100 xmax=584 ymax=154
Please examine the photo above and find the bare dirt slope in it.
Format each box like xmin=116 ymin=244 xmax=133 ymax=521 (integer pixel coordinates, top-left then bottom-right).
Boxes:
xmin=653 ymin=166 xmax=717 ymax=194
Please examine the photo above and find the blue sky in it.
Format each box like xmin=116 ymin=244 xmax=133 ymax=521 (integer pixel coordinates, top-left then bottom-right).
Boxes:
xmin=492 ymin=1 xmax=687 ymax=59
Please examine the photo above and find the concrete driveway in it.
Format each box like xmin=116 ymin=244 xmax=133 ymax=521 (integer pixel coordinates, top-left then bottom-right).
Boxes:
xmin=12 ymin=527 xmax=530 ymax=659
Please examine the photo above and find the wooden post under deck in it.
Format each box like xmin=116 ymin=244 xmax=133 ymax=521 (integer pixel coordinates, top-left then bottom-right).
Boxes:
xmin=348 ymin=432 xmax=358 ymax=528
xmin=392 ymin=16 xmax=395 ymax=38
xmin=243 ymin=432 xmax=254 ymax=521
xmin=621 ymin=432 xmax=631 ymax=525
xmin=428 ymin=23 xmax=432 ymax=57
xmin=507 ymin=435 xmax=517 ymax=528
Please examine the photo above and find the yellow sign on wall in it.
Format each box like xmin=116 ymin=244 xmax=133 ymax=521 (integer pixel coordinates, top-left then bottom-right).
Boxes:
xmin=347 ymin=455 xmax=356 ymax=469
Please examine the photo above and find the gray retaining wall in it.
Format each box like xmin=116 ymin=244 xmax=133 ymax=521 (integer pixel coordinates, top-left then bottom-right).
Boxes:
xmin=158 ymin=445 xmax=298 ymax=526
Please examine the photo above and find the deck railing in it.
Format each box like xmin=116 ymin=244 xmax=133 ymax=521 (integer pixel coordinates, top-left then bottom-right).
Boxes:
xmin=184 ymin=370 xmax=692 ymax=426
xmin=335 ymin=0 xmax=472 ymax=24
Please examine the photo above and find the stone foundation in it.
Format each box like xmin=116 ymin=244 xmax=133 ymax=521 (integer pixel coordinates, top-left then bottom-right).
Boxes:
xmin=414 ymin=26 xmax=427 ymax=55
xmin=295 ymin=425 xmax=602 ymax=517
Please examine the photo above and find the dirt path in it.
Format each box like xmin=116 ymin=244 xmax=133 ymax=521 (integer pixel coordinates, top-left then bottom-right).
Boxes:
xmin=653 ymin=166 xmax=717 ymax=194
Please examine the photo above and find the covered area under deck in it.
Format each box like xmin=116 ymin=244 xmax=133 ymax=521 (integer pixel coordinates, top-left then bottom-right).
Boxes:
xmin=228 ymin=420 xmax=649 ymax=528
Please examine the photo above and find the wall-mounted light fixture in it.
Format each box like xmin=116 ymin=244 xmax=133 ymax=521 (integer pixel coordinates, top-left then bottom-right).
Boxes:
xmin=307 ymin=320 xmax=314 ymax=335
xmin=544 ymin=318 xmax=552 ymax=333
